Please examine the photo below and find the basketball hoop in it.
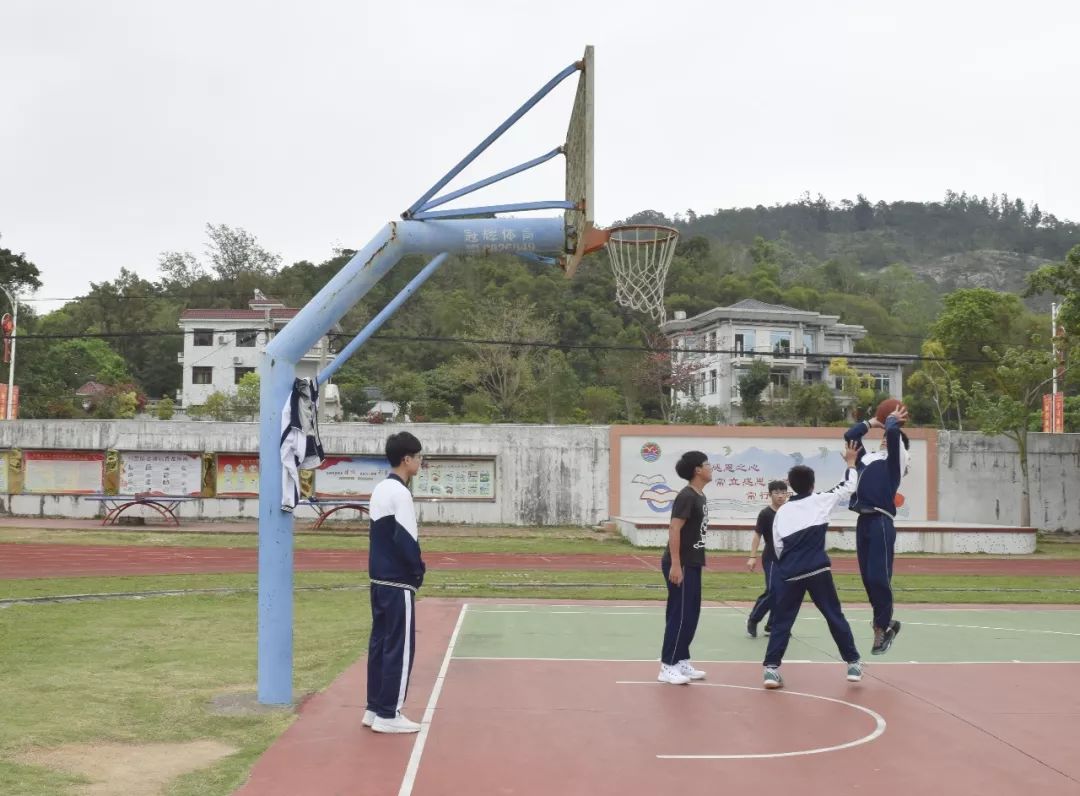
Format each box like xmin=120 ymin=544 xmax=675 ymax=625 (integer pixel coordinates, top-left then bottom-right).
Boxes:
xmin=593 ymin=224 xmax=679 ymax=323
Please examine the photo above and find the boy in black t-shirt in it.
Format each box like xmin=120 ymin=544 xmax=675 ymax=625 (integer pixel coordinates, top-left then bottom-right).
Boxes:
xmin=658 ymin=450 xmax=711 ymax=685
xmin=745 ymin=480 xmax=789 ymax=638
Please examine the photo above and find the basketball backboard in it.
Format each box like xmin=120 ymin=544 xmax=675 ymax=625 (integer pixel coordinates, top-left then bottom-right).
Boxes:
xmin=563 ymin=45 xmax=594 ymax=278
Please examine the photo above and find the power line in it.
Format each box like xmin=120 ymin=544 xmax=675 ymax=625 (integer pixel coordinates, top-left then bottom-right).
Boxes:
xmin=4 ymin=327 xmax=1025 ymax=365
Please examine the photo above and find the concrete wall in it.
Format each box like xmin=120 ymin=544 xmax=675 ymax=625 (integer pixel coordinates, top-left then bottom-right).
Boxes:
xmin=936 ymin=431 xmax=1080 ymax=531
xmin=0 ymin=421 xmax=1077 ymax=530
xmin=0 ymin=420 xmax=609 ymax=526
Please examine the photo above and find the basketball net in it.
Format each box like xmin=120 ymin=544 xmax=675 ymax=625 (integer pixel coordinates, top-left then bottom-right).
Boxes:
xmin=604 ymin=225 xmax=678 ymax=323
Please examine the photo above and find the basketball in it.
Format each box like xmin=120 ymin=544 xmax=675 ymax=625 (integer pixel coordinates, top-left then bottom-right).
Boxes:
xmin=894 ymin=492 xmax=905 ymax=508
xmin=875 ymin=398 xmax=903 ymax=424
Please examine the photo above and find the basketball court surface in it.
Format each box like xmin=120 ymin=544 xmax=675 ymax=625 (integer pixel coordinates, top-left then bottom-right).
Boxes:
xmin=240 ymin=598 xmax=1080 ymax=796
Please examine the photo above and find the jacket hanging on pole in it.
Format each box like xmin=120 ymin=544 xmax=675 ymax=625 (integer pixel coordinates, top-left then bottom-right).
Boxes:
xmin=280 ymin=377 xmax=325 ymax=511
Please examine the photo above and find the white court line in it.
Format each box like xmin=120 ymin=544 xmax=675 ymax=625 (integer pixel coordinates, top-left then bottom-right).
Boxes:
xmin=617 ymin=681 xmax=886 ymax=759
xmin=902 ymin=621 xmax=1080 ymax=637
xmin=452 ymin=656 xmax=1080 ymax=665
xmin=398 ymin=602 xmax=469 ymax=796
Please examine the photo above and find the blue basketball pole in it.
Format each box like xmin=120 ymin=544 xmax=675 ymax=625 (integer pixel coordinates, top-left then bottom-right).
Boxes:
xmin=257 ymin=45 xmax=590 ymax=704
xmin=257 ymin=219 xmax=564 ymax=704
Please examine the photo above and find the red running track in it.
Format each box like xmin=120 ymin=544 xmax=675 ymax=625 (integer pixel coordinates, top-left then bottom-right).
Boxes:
xmin=2 ymin=543 xmax=1080 ymax=579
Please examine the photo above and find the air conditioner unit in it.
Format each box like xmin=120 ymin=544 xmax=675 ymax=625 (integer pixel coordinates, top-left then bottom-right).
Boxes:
xmin=218 ymin=335 xmax=228 ymax=344
xmin=232 ymin=356 xmax=244 ymax=364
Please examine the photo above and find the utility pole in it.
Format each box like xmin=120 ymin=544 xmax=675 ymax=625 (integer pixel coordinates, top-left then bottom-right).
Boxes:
xmin=0 ymin=284 xmax=18 ymax=420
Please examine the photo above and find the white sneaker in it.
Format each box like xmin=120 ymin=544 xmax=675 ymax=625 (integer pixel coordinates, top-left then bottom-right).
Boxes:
xmin=371 ymin=712 xmax=422 ymax=734
xmin=677 ymin=660 xmax=706 ymax=680
xmin=657 ymin=663 xmax=690 ymax=685
xmin=362 ymin=709 xmax=376 ymax=728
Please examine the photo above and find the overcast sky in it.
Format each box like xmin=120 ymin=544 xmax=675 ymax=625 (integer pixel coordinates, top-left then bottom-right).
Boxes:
xmin=3 ymin=0 xmax=1079 ymax=311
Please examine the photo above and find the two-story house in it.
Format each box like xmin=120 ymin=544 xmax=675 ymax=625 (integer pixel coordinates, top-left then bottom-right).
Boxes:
xmin=661 ymin=299 xmax=912 ymax=418
xmin=177 ymin=291 xmax=335 ymax=409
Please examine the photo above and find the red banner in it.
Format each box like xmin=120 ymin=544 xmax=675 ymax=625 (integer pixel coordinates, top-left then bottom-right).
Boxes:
xmin=1044 ymin=393 xmax=1066 ymax=434
xmin=0 ymin=385 xmax=20 ymax=419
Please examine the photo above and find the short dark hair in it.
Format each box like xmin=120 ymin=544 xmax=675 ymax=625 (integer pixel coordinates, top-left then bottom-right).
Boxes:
xmin=768 ymin=480 xmax=788 ymax=493
xmin=675 ymin=450 xmax=708 ymax=481
xmin=787 ymin=465 xmax=815 ymax=496
xmin=385 ymin=431 xmax=422 ymax=467
xmin=899 ymin=431 xmax=910 ymax=450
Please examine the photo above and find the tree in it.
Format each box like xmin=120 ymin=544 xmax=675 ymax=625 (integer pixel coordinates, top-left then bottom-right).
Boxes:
xmin=189 ymin=391 xmax=235 ymax=421
xmin=205 ymin=223 xmax=281 ymax=280
xmin=454 ymin=298 xmax=554 ymax=420
xmin=737 ymin=360 xmax=771 ymax=420
xmin=930 ymin=288 xmax=1034 ymax=383
xmin=787 ymin=382 xmax=841 ymax=426
xmin=580 ymin=385 xmax=621 ymax=423
xmin=828 ymin=357 xmax=876 ymax=419
xmin=633 ymin=333 xmax=697 ymax=423
xmin=906 ymin=340 xmax=966 ymax=429
xmin=967 ymin=341 xmax=1074 ymax=527
xmin=233 ymin=372 xmax=260 ymax=421
xmin=1026 ymin=244 xmax=1080 ymax=336
xmin=533 ymin=350 xmax=581 ymax=424
xmin=0 ymin=237 xmax=44 ymax=292
xmin=157 ymin=251 xmax=207 ymax=287
xmin=156 ymin=397 xmax=175 ymax=420
xmin=383 ymin=371 xmax=426 ymax=420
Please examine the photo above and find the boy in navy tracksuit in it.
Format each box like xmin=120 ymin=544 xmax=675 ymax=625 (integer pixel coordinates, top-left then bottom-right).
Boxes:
xmin=364 ymin=432 xmax=426 ymax=734
xmin=657 ymin=450 xmax=711 ymax=685
xmin=745 ymin=480 xmax=790 ymax=638
xmin=844 ymin=406 xmax=909 ymax=654
xmin=762 ymin=442 xmax=862 ymax=690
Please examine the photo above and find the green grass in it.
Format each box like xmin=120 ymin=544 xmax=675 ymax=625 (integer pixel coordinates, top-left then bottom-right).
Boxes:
xmin=0 ymin=585 xmax=369 ymax=796
xmin=3 ymin=526 xmax=1076 ymax=558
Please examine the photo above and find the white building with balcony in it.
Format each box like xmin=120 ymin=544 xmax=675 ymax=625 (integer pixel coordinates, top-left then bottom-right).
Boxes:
xmin=177 ymin=291 xmax=336 ymax=409
xmin=661 ymin=299 xmax=912 ymax=418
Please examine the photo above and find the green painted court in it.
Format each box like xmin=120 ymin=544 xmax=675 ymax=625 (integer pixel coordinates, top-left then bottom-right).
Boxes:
xmin=454 ymin=603 xmax=1080 ymax=663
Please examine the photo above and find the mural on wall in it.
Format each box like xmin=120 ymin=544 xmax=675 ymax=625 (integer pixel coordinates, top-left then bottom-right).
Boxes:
xmin=22 ymin=451 xmax=105 ymax=494
xmin=413 ymin=457 xmax=495 ymax=500
xmin=216 ymin=454 xmax=261 ymax=497
xmin=314 ymin=456 xmax=390 ymax=498
xmin=618 ymin=432 xmax=928 ymax=521
xmin=119 ymin=452 xmax=202 ymax=496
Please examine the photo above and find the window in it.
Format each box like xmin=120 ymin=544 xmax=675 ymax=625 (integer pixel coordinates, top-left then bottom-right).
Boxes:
xmin=834 ymin=376 xmax=845 ymax=390
xmin=803 ymin=334 xmax=814 ymax=354
xmin=770 ymin=371 xmax=790 ymax=399
xmin=193 ymin=328 xmax=214 ymax=347
xmin=709 ymin=369 xmax=718 ymax=395
xmin=234 ymin=367 xmax=256 ymax=384
xmin=771 ymin=331 xmax=792 ymax=357
xmin=803 ymin=370 xmax=820 ymax=383
xmin=192 ymin=367 xmax=213 ymax=384
xmin=734 ymin=331 xmax=755 ymax=355
xmin=732 ymin=368 xmax=748 ymax=397
xmin=236 ymin=330 xmax=257 ymax=347
xmin=871 ymin=373 xmax=891 ymax=394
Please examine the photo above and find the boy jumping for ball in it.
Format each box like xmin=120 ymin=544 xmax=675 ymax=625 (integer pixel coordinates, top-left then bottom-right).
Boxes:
xmin=762 ymin=442 xmax=862 ymax=690
xmin=844 ymin=404 xmax=910 ymax=655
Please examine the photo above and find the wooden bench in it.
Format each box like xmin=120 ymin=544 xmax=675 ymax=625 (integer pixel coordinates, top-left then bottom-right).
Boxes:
xmin=83 ymin=494 xmax=199 ymax=527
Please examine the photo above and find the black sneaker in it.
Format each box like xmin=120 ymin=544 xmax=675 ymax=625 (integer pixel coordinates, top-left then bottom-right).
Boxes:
xmin=763 ymin=624 xmax=772 ymax=635
xmin=872 ymin=620 xmax=901 ymax=655
xmin=746 ymin=618 xmax=758 ymax=638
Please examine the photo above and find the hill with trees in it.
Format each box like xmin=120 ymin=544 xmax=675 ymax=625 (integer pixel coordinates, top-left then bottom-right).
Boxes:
xmin=4 ymin=192 xmax=1078 ymax=427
